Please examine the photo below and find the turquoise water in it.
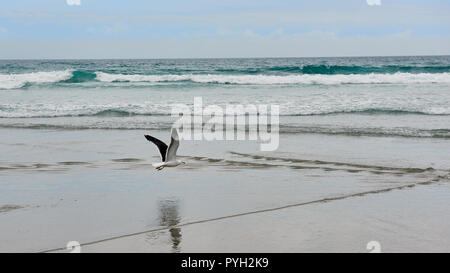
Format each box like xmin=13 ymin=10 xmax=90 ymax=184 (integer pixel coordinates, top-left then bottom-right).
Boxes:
xmin=1 ymin=57 xmax=450 ymax=252
xmin=1 ymin=56 xmax=450 ymax=138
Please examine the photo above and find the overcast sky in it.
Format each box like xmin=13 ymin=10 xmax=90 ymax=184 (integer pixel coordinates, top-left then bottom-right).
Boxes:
xmin=0 ymin=0 xmax=449 ymax=59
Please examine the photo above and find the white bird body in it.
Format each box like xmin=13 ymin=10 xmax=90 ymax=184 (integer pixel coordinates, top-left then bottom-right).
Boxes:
xmin=145 ymin=128 xmax=185 ymax=170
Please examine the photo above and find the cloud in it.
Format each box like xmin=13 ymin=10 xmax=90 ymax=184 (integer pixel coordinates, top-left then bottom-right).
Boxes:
xmin=66 ymin=0 xmax=81 ymax=6
xmin=367 ymin=0 xmax=381 ymax=6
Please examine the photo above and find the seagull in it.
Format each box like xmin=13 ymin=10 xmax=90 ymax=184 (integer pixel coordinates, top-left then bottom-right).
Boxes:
xmin=145 ymin=128 xmax=185 ymax=171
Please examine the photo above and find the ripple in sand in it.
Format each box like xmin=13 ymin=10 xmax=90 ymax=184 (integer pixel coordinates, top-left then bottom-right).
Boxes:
xmin=0 ymin=205 xmax=24 ymax=213
xmin=111 ymin=158 xmax=144 ymax=163
xmin=58 ymin=161 xmax=91 ymax=166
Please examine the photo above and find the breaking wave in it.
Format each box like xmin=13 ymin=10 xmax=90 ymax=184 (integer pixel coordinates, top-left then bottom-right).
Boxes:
xmin=2 ymin=70 xmax=450 ymax=89
xmin=95 ymin=72 xmax=450 ymax=85
xmin=218 ymin=64 xmax=450 ymax=75
xmin=0 ymin=70 xmax=73 ymax=89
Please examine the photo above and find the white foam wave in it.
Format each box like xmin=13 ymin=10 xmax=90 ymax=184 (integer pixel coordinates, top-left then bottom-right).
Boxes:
xmin=95 ymin=72 xmax=450 ymax=85
xmin=0 ymin=70 xmax=73 ymax=89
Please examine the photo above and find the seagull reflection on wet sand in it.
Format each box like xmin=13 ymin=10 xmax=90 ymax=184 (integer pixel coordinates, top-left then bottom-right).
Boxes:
xmin=156 ymin=199 xmax=182 ymax=252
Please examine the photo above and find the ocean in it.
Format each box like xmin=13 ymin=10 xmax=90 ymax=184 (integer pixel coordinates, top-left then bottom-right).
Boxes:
xmin=1 ymin=56 xmax=450 ymax=252
xmin=1 ymin=56 xmax=450 ymax=137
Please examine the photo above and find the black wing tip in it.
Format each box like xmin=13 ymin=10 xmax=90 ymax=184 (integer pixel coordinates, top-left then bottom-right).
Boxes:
xmin=144 ymin=135 xmax=158 ymax=143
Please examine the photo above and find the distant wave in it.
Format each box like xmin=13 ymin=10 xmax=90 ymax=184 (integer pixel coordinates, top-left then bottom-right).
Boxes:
xmin=95 ymin=72 xmax=450 ymax=85
xmin=0 ymin=122 xmax=449 ymax=139
xmin=298 ymin=64 xmax=450 ymax=74
xmin=89 ymin=109 xmax=142 ymax=117
xmin=289 ymin=109 xmax=450 ymax=116
xmin=2 ymin=70 xmax=450 ymax=89
xmin=1 ymin=106 xmax=449 ymax=118
xmin=218 ymin=65 xmax=450 ymax=75
xmin=0 ymin=70 xmax=73 ymax=89
xmin=0 ymin=108 xmax=169 ymax=118
xmin=1 ymin=107 xmax=450 ymax=118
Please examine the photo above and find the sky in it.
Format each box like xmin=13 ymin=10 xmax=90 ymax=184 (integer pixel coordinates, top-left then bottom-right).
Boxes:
xmin=0 ymin=0 xmax=449 ymax=59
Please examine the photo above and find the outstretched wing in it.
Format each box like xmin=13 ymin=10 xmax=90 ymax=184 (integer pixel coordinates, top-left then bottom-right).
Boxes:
xmin=166 ymin=128 xmax=180 ymax=162
xmin=144 ymin=135 xmax=168 ymax=162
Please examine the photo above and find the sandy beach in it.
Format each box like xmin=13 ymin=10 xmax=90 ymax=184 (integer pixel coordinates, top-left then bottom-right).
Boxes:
xmin=1 ymin=127 xmax=449 ymax=252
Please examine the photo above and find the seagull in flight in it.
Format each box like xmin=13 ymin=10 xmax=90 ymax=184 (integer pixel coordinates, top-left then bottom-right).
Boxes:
xmin=145 ymin=128 xmax=185 ymax=171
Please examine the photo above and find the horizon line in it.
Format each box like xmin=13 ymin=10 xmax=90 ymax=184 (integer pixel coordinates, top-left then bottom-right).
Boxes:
xmin=1 ymin=54 xmax=449 ymax=61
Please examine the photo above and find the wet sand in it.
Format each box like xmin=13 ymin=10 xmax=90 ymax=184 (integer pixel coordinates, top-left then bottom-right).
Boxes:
xmin=0 ymin=128 xmax=449 ymax=252
xmin=51 ymin=182 xmax=450 ymax=253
